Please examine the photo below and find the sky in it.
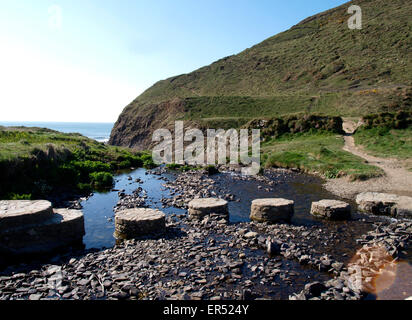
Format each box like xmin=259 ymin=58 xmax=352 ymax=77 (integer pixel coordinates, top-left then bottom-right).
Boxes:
xmin=0 ymin=0 xmax=348 ymax=123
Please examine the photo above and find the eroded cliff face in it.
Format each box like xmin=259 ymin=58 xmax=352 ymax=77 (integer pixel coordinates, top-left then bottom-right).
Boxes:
xmin=109 ymin=98 xmax=185 ymax=150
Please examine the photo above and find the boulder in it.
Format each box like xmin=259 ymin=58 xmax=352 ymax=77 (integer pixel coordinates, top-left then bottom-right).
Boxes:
xmin=250 ymin=198 xmax=294 ymax=223
xmin=356 ymin=192 xmax=412 ymax=218
xmin=114 ymin=208 xmax=166 ymax=240
xmin=310 ymin=200 xmax=351 ymax=220
xmin=188 ymin=198 xmax=228 ymax=219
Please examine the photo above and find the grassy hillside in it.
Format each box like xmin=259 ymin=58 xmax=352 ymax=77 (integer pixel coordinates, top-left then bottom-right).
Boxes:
xmin=110 ymin=0 xmax=412 ymax=150
xmin=262 ymin=132 xmax=383 ymax=180
xmin=0 ymin=126 xmax=154 ymax=200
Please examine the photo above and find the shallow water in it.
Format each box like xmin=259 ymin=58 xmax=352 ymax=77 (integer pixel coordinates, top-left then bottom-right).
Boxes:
xmin=81 ymin=168 xmax=185 ymax=249
xmin=80 ymin=167 xmax=376 ymax=262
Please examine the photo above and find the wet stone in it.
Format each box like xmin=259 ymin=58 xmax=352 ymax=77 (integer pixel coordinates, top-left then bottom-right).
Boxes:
xmin=0 ymin=200 xmax=54 ymax=232
xmin=114 ymin=208 xmax=166 ymax=240
xmin=356 ymin=192 xmax=412 ymax=218
xmin=310 ymin=200 xmax=351 ymax=221
xmin=250 ymin=198 xmax=294 ymax=223
xmin=0 ymin=206 xmax=85 ymax=255
xmin=188 ymin=198 xmax=228 ymax=220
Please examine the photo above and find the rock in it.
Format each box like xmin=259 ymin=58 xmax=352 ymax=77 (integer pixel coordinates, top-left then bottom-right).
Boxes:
xmin=298 ymin=255 xmax=311 ymax=265
xmin=356 ymin=192 xmax=412 ymax=218
xmin=241 ymin=289 xmax=252 ymax=300
xmin=266 ymin=238 xmax=281 ymax=256
xmin=114 ymin=208 xmax=166 ymax=240
xmin=304 ymin=282 xmax=327 ymax=297
xmin=188 ymin=198 xmax=228 ymax=219
xmin=250 ymin=198 xmax=294 ymax=223
xmin=0 ymin=208 xmax=85 ymax=255
xmin=28 ymin=293 xmax=43 ymax=300
xmin=244 ymin=231 xmax=258 ymax=239
xmin=0 ymin=200 xmax=54 ymax=232
xmin=310 ymin=200 xmax=351 ymax=220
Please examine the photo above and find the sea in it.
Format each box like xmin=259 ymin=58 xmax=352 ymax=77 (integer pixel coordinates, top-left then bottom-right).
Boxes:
xmin=0 ymin=121 xmax=114 ymax=143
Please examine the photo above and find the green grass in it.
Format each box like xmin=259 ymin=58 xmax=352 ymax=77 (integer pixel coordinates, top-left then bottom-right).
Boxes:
xmin=354 ymin=127 xmax=412 ymax=159
xmin=0 ymin=126 xmax=154 ymax=199
xmin=262 ymin=132 xmax=383 ymax=180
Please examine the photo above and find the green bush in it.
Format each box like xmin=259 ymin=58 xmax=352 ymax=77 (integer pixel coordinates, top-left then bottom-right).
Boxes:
xmin=7 ymin=193 xmax=32 ymax=200
xmin=166 ymin=163 xmax=182 ymax=170
xmin=119 ymin=160 xmax=132 ymax=169
xmin=141 ymin=154 xmax=156 ymax=169
xmin=89 ymin=172 xmax=114 ymax=188
xmin=71 ymin=160 xmax=111 ymax=173
xmin=77 ymin=183 xmax=93 ymax=193
xmin=362 ymin=111 xmax=412 ymax=130
xmin=56 ymin=163 xmax=81 ymax=185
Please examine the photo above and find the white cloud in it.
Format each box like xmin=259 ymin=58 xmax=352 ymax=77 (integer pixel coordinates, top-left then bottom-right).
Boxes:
xmin=0 ymin=39 xmax=143 ymax=122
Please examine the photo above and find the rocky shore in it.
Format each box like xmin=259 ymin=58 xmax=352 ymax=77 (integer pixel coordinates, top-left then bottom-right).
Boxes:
xmin=0 ymin=167 xmax=411 ymax=300
xmin=0 ymin=211 xmax=410 ymax=300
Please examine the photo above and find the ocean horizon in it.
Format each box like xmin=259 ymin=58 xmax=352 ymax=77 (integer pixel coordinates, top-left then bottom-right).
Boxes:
xmin=0 ymin=121 xmax=114 ymax=143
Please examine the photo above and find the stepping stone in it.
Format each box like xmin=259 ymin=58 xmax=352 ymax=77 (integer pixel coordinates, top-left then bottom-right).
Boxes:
xmin=356 ymin=192 xmax=412 ymax=218
xmin=310 ymin=200 xmax=351 ymax=220
xmin=0 ymin=200 xmax=53 ymax=232
xmin=114 ymin=208 xmax=166 ymax=240
xmin=188 ymin=198 xmax=228 ymax=219
xmin=0 ymin=208 xmax=85 ymax=255
xmin=250 ymin=198 xmax=294 ymax=223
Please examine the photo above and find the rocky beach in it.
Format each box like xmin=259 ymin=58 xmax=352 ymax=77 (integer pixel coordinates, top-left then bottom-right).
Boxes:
xmin=1 ymin=166 xmax=411 ymax=300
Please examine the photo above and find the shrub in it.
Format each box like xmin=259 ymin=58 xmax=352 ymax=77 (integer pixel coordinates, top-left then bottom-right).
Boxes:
xmin=119 ymin=160 xmax=132 ymax=169
xmin=141 ymin=154 xmax=156 ymax=169
xmin=70 ymin=160 xmax=111 ymax=180
xmin=129 ymin=155 xmax=143 ymax=167
xmin=166 ymin=163 xmax=182 ymax=170
xmin=7 ymin=193 xmax=32 ymax=200
xmin=362 ymin=111 xmax=412 ymax=129
xmin=77 ymin=183 xmax=93 ymax=194
xmin=89 ymin=172 xmax=114 ymax=188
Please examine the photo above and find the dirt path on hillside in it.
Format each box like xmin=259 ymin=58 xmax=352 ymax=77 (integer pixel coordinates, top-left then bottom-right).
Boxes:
xmin=324 ymin=120 xmax=412 ymax=199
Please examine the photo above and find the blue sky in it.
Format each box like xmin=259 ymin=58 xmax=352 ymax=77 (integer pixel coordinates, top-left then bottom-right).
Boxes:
xmin=0 ymin=0 xmax=348 ymax=122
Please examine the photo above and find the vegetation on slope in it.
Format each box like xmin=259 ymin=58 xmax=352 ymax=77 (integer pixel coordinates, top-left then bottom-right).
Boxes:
xmin=262 ymin=131 xmax=383 ymax=180
xmin=353 ymin=111 xmax=412 ymax=170
xmin=111 ymin=0 xmax=412 ymax=150
xmin=0 ymin=127 xmax=154 ymax=200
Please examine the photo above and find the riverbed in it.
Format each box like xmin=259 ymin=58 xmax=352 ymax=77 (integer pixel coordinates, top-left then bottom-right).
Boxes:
xmin=80 ymin=167 xmax=386 ymax=263
xmin=1 ymin=167 xmax=410 ymax=300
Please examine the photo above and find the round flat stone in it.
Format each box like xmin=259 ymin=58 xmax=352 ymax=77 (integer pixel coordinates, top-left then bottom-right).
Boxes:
xmin=311 ymin=200 xmax=351 ymax=220
xmin=0 ymin=208 xmax=85 ymax=255
xmin=250 ymin=198 xmax=294 ymax=223
xmin=188 ymin=198 xmax=228 ymax=219
xmin=0 ymin=200 xmax=54 ymax=232
xmin=114 ymin=208 xmax=166 ymax=240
